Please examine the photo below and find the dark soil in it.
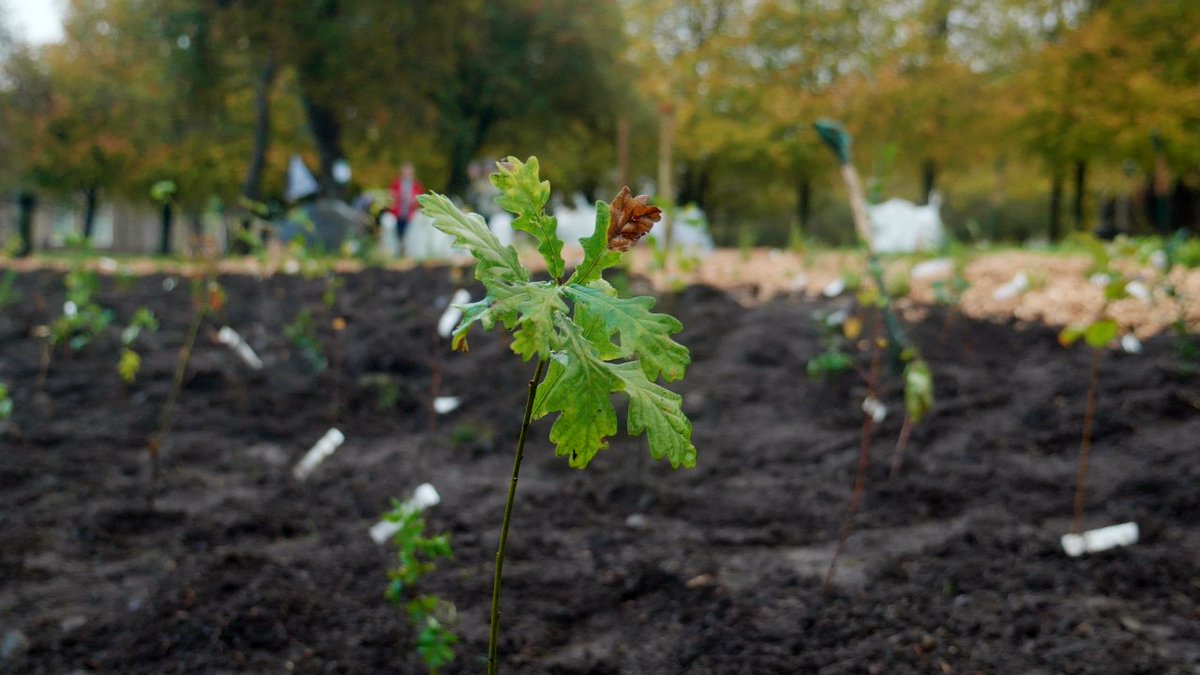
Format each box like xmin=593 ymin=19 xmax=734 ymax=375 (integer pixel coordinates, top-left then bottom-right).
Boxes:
xmin=1 ymin=265 xmax=1198 ymax=674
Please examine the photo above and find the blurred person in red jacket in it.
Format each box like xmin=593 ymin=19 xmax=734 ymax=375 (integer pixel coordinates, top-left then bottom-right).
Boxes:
xmin=389 ymin=162 xmax=425 ymax=237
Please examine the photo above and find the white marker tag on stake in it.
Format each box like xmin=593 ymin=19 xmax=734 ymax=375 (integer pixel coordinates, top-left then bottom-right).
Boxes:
xmin=992 ymin=272 xmax=1029 ymax=301
xmin=822 ymin=278 xmax=846 ymax=298
xmin=1121 ymin=334 xmax=1143 ymax=354
xmin=910 ymin=258 xmax=953 ymax=280
xmin=369 ymin=483 xmax=442 ymax=544
xmin=1061 ymin=522 xmax=1138 ymax=557
xmin=862 ymin=397 xmax=887 ymax=423
xmin=438 ymin=289 xmax=472 ymax=338
xmin=293 ymin=428 xmax=345 ymax=481
xmin=433 ymin=396 xmax=461 ymax=414
xmin=1125 ymin=280 xmax=1151 ymax=303
xmin=217 ymin=326 xmax=264 ymax=370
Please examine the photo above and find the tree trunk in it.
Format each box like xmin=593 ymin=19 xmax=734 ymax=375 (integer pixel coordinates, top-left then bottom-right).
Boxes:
xmin=921 ymin=159 xmax=937 ymax=205
xmin=1072 ymin=159 xmax=1087 ymax=232
xmin=242 ymin=58 xmax=277 ymax=202
xmin=1049 ymin=171 xmax=1065 ymax=242
xmin=82 ymin=186 xmax=99 ymax=241
xmin=160 ymin=203 xmax=174 ymax=256
xmin=301 ymin=97 xmax=345 ymax=200
xmin=16 ymin=192 xmax=36 ymax=257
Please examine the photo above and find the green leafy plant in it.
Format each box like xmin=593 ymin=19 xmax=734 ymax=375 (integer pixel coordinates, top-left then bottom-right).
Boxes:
xmin=51 ymin=243 xmax=115 ymax=354
xmin=1057 ymin=246 xmax=1134 ymax=534
xmin=0 ymin=270 xmax=20 ymax=309
xmin=806 ymin=309 xmax=856 ymax=377
xmin=419 ymin=156 xmax=695 ymax=673
xmin=815 ymin=121 xmax=936 ymax=587
xmin=117 ymin=308 xmax=160 ymax=385
xmin=381 ymin=496 xmax=458 ymax=673
xmin=285 ymin=308 xmax=327 ymax=373
xmin=0 ymin=382 xmax=12 ymax=421
xmin=146 ymin=271 xmax=223 ymax=505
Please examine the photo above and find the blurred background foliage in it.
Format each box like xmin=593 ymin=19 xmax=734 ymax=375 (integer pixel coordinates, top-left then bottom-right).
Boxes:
xmin=1 ymin=0 xmax=1198 ymax=247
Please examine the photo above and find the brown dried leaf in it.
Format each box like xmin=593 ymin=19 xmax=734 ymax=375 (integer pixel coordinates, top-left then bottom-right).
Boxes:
xmin=607 ymin=186 xmax=662 ymax=252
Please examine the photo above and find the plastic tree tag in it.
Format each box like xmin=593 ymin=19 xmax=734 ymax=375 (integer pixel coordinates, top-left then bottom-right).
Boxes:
xmin=369 ymin=483 xmax=442 ymax=544
xmin=292 ymin=428 xmax=345 ymax=480
xmin=438 ymin=289 xmax=472 ymax=338
xmin=433 ymin=396 xmax=461 ymax=414
xmin=992 ymin=272 xmax=1029 ymax=301
xmin=1061 ymin=522 xmax=1138 ymax=557
xmin=217 ymin=326 xmax=264 ymax=370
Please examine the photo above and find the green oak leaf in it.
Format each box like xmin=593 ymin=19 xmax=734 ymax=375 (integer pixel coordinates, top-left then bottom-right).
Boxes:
xmin=564 ymin=282 xmax=690 ymax=382
xmin=609 ymin=362 xmax=696 ymax=468
xmin=450 ymin=298 xmax=495 ymax=351
xmin=418 ymin=193 xmax=527 ymax=288
xmin=491 ymin=157 xmax=565 ymax=280
xmin=568 ymin=201 xmax=621 ymax=285
xmin=903 ymin=359 xmax=934 ymax=424
xmin=532 ymin=323 xmax=617 ymax=468
xmin=490 ymin=281 xmax=567 ymax=361
xmin=1084 ymin=319 xmax=1119 ymax=349
xmin=1058 ymin=324 xmax=1086 ymax=347
xmin=573 ymin=300 xmax=623 ymax=361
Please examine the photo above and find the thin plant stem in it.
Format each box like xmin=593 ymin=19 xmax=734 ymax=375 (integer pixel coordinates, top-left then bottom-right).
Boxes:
xmin=890 ymin=413 xmax=914 ymax=477
xmin=825 ymin=310 xmax=883 ymax=591
xmin=147 ymin=295 xmax=205 ymax=507
xmin=1072 ymin=348 xmax=1102 ymax=534
xmin=487 ymin=357 xmax=548 ymax=675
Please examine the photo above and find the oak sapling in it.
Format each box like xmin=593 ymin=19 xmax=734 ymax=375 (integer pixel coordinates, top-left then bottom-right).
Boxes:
xmin=381 ymin=488 xmax=458 ymax=674
xmin=117 ymin=308 xmax=160 ymax=385
xmin=146 ymin=268 xmax=225 ymax=505
xmin=1057 ymin=236 xmax=1135 ymax=537
xmin=419 ymin=157 xmax=696 ymax=674
xmin=814 ymin=120 xmax=935 ymax=587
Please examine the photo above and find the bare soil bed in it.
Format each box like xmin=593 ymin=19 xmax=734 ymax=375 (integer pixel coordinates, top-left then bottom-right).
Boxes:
xmin=1 ymin=265 xmax=1198 ymax=674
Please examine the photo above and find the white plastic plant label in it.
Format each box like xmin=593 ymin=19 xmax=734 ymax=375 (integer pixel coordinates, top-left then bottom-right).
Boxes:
xmin=292 ymin=428 xmax=346 ymax=481
xmin=862 ymin=396 xmax=887 ymax=423
xmin=910 ymin=258 xmax=953 ymax=280
xmin=369 ymin=483 xmax=442 ymax=544
xmin=1121 ymin=334 xmax=1143 ymax=354
xmin=1124 ymin=280 xmax=1151 ymax=303
xmin=1061 ymin=522 xmax=1138 ymax=557
xmin=822 ymin=278 xmax=846 ymax=298
xmin=992 ymin=271 xmax=1029 ymax=301
xmin=433 ymin=396 xmax=460 ymax=414
xmin=438 ymin=289 xmax=472 ymax=338
xmin=217 ymin=326 xmax=264 ymax=370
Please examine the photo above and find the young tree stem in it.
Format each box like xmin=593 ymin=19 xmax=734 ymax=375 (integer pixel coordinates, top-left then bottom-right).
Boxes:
xmin=890 ymin=413 xmax=914 ymax=477
xmin=487 ymin=356 xmax=548 ymax=674
xmin=147 ymin=294 xmax=205 ymax=507
xmin=1072 ymin=348 xmax=1102 ymax=534
xmin=825 ymin=310 xmax=883 ymax=591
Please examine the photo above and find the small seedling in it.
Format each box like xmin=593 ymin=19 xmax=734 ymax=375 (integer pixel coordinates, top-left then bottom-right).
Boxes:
xmin=1057 ymin=241 xmax=1134 ymax=536
xmin=806 ymin=309 xmax=856 ymax=377
xmin=146 ymin=266 xmax=224 ymax=505
xmin=815 ymin=120 xmax=935 ymax=587
xmin=420 ymin=157 xmax=695 ymax=673
xmin=285 ymin=308 xmax=328 ymax=373
xmin=0 ymin=382 xmax=12 ymax=421
xmin=0 ymin=270 xmax=20 ymax=309
xmin=117 ymin=308 xmax=160 ymax=385
xmin=381 ymin=491 xmax=457 ymax=673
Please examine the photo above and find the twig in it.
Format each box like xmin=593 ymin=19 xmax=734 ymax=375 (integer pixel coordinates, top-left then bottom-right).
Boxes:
xmin=487 ymin=357 xmax=548 ymax=675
